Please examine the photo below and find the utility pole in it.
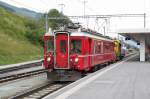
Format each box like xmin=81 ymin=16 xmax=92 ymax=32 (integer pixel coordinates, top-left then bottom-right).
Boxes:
xmin=59 ymin=3 xmax=65 ymax=14
xmin=83 ymin=0 xmax=87 ymax=17
xmin=45 ymin=13 xmax=48 ymax=32
xmin=103 ymin=27 xmax=106 ymax=36
xmin=82 ymin=0 xmax=87 ymax=28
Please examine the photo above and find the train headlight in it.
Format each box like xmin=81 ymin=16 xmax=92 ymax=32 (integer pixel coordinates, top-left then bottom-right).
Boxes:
xmin=75 ymin=58 xmax=79 ymax=62
xmin=47 ymin=57 xmax=51 ymax=62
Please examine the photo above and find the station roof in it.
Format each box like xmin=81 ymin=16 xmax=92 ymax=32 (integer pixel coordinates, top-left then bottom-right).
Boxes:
xmin=117 ymin=28 xmax=150 ymax=44
xmin=118 ymin=28 xmax=150 ymax=34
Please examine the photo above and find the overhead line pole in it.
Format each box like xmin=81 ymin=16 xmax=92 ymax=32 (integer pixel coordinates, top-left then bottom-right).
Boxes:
xmin=45 ymin=13 xmax=48 ymax=32
xmin=82 ymin=0 xmax=88 ymax=28
xmin=59 ymin=4 xmax=65 ymax=14
xmin=83 ymin=0 xmax=87 ymax=17
xmin=144 ymin=13 xmax=146 ymax=28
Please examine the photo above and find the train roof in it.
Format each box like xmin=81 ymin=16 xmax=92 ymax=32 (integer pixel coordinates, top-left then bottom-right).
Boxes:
xmin=70 ymin=32 xmax=113 ymax=42
xmin=51 ymin=30 xmax=113 ymax=42
xmin=44 ymin=27 xmax=114 ymax=42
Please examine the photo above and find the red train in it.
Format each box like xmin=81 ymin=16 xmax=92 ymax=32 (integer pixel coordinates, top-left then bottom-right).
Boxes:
xmin=43 ymin=27 xmax=117 ymax=81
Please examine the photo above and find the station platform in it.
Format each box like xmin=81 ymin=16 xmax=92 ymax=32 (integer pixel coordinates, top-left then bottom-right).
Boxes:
xmin=0 ymin=59 xmax=42 ymax=70
xmin=44 ymin=54 xmax=150 ymax=99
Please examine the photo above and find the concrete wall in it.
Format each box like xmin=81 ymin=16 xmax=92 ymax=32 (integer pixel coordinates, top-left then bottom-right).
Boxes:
xmin=140 ymin=38 xmax=145 ymax=62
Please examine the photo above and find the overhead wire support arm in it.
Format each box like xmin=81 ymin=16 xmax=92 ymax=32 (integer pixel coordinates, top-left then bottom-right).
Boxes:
xmin=47 ymin=13 xmax=146 ymax=33
xmin=48 ymin=13 xmax=145 ymax=20
xmin=59 ymin=3 xmax=65 ymax=14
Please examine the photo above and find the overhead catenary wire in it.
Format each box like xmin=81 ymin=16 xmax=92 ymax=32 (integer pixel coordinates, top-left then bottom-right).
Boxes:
xmin=48 ymin=14 xmax=145 ymax=19
xmin=76 ymin=0 xmax=111 ymax=33
xmin=76 ymin=0 xmax=96 ymax=28
xmin=76 ymin=0 xmax=98 ymax=14
xmin=47 ymin=13 xmax=146 ymax=35
xmin=58 ymin=3 xmax=65 ymax=14
xmin=69 ymin=0 xmax=146 ymax=31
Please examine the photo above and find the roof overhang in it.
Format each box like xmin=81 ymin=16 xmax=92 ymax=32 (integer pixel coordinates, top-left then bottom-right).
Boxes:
xmin=117 ymin=28 xmax=150 ymax=45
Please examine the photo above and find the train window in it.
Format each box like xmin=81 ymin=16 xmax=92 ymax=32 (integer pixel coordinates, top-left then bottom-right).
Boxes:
xmin=104 ymin=42 xmax=112 ymax=53
xmin=71 ymin=40 xmax=82 ymax=54
xmin=47 ymin=40 xmax=54 ymax=52
xmin=60 ymin=40 xmax=66 ymax=53
xmin=95 ymin=41 xmax=101 ymax=54
xmin=104 ymin=44 xmax=109 ymax=53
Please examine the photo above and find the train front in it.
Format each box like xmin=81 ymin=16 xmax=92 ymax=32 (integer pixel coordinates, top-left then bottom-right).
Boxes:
xmin=43 ymin=31 xmax=82 ymax=81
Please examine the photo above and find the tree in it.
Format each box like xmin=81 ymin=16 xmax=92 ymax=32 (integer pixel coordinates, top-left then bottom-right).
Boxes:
xmin=48 ymin=9 xmax=71 ymax=30
xmin=25 ymin=9 xmax=71 ymax=46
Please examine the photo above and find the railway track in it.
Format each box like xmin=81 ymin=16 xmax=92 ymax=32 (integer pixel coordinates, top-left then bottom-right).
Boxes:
xmin=11 ymin=82 xmax=70 ymax=99
xmin=10 ymin=57 xmax=125 ymax=99
xmin=0 ymin=54 xmax=135 ymax=98
xmin=0 ymin=69 xmax=46 ymax=83
xmin=0 ymin=60 xmax=44 ymax=83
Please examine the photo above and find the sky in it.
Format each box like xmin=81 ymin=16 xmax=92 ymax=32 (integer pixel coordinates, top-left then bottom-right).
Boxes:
xmin=0 ymin=0 xmax=150 ymax=38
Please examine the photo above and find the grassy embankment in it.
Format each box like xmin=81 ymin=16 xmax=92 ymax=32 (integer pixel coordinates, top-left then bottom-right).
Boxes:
xmin=0 ymin=7 xmax=43 ymax=65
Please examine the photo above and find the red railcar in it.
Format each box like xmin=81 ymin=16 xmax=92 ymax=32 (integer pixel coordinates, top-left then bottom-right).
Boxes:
xmin=43 ymin=29 xmax=116 ymax=81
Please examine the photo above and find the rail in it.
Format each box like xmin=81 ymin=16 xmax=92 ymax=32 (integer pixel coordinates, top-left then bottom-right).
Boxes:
xmin=11 ymin=82 xmax=71 ymax=99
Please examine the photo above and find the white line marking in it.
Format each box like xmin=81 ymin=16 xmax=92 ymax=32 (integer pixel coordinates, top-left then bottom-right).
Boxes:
xmin=43 ymin=54 xmax=137 ymax=99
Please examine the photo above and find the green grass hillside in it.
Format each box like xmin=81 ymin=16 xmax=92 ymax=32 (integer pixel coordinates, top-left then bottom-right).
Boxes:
xmin=0 ymin=7 xmax=43 ymax=65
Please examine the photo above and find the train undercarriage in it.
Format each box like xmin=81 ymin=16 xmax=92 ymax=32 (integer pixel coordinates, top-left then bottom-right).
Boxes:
xmin=46 ymin=61 xmax=115 ymax=82
xmin=46 ymin=69 xmax=84 ymax=82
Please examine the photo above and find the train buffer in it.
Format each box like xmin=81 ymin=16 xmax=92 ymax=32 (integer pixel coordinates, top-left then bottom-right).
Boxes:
xmin=43 ymin=54 xmax=150 ymax=99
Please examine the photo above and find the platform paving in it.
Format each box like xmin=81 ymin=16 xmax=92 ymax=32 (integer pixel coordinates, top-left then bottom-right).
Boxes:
xmin=0 ymin=59 xmax=43 ymax=70
xmin=44 ymin=54 xmax=150 ymax=99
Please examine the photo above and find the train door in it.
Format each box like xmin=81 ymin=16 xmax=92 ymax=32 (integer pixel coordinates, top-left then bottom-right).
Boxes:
xmin=54 ymin=32 xmax=70 ymax=69
xmin=88 ymin=38 xmax=92 ymax=68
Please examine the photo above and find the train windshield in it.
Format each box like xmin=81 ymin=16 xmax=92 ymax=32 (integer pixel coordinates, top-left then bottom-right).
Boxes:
xmin=60 ymin=40 xmax=66 ymax=53
xmin=71 ymin=40 xmax=82 ymax=54
xmin=47 ymin=40 xmax=54 ymax=52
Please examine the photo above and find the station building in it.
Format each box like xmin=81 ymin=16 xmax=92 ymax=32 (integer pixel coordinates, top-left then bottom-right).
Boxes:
xmin=118 ymin=28 xmax=150 ymax=62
